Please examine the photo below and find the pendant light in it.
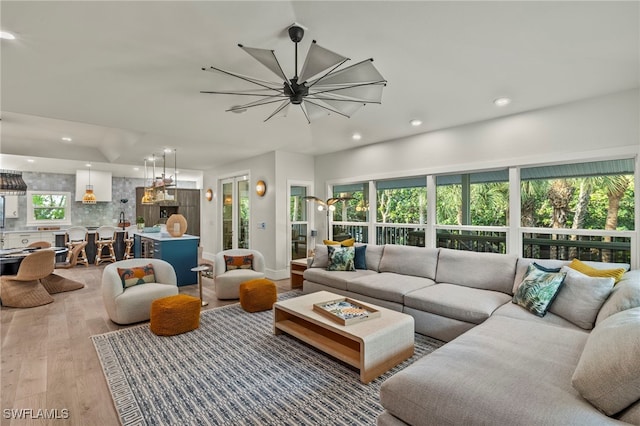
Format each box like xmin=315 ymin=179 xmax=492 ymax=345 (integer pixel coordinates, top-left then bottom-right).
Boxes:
xmin=82 ymin=165 xmax=97 ymax=204
xmin=141 ymin=157 xmax=155 ymax=205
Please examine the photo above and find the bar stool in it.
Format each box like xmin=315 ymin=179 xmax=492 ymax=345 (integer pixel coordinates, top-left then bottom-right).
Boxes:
xmin=95 ymin=226 xmax=117 ymax=265
xmin=65 ymin=226 xmax=89 ymax=267
xmin=123 ymin=225 xmax=137 ymax=260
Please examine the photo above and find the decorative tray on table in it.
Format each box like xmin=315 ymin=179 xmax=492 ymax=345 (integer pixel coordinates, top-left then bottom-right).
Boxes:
xmin=313 ymin=298 xmax=381 ymax=326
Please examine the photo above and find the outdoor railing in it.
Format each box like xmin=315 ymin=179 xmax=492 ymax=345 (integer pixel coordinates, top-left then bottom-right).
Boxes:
xmin=331 ymin=223 xmax=634 ymax=265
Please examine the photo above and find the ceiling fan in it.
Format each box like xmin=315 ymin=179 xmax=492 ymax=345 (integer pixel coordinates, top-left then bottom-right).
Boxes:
xmin=201 ymin=24 xmax=387 ymax=123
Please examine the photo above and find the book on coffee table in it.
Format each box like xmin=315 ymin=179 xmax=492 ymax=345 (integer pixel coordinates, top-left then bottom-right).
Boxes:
xmin=313 ymin=297 xmax=381 ymax=325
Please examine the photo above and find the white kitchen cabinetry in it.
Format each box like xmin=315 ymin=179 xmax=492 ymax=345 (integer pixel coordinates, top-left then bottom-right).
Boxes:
xmin=3 ymin=231 xmax=55 ymax=248
xmin=4 ymin=195 xmax=19 ymax=218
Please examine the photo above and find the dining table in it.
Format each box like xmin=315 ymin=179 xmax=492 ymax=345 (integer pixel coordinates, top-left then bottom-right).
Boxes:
xmin=0 ymin=246 xmax=69 ymax=276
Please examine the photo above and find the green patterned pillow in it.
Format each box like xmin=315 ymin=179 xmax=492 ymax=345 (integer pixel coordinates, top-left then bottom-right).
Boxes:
xmin=326 ymin=246 xmax=355 ymax=271
xmin=513 ymin=263 xmax=567 ymax=317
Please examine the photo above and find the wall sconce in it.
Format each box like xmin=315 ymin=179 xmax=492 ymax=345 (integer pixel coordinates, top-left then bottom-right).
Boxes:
xmin=255 ymin=180 xmax=266 ymax=197
xmin=205 ymin=188 xmax=213 ymax=202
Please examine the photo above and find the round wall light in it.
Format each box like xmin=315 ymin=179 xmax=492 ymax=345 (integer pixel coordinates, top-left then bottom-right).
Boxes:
xmin=255 ymin=180 xmax=267 ymax=197
xmin=205 ymin=188 xmax=213 ymax=202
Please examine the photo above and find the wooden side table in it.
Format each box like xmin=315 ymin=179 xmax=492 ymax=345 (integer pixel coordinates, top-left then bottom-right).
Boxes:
xmin=290 ymin=258 xmax=309 ymax=289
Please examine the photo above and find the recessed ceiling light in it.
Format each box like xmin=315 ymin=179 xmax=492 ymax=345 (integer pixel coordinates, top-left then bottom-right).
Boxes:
xmin=61 ymin=136 xmax=72 ymax=142
xmin=133 ymin=167 xmax=139 ymax=171
xmin=86 ymin=164 xmax=92 ymax=167
xmin=0 ymin=31 xmax=16 ymax=40
xmin=164 ymin=148 xmax=173 ymax=153
xmin=352 ymin=133 xmax=362 ymax=141
xmin=27 ymin=159 xmax=35 ymax=163
xmin=410 ymin=119 xmax=422 ymax=127
xmin=493 ymin=97 xmax=511 ymax=107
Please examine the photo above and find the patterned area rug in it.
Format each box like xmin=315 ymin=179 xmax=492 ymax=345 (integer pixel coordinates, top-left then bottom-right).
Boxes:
xmin=91 ymin=292 xmax=443 ymax=425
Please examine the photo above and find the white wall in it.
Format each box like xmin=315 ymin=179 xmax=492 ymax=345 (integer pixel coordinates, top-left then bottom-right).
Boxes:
xmin=201 ymin=150 xmax=314 ymax=279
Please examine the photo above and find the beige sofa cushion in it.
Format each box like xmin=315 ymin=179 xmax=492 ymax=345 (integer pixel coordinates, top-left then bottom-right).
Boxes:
xmin=404 ymin=283 xmax=511 ymax=325
xmin=547 ymin=266 xmax=614 ymax=330
xmin=378 ymin=245 xmax=439 ymax=279
xmin=347 ymin=272 xmax=434 ymax=304
xmin=596 ymin=271 xmax=640 ymax=325
xmin=435 ymin=248 xmax=517 ymax=294
xmin=380 ymin=315 xmax=616 ymax=425
xmin=572 ymin=307 xmax=640 ymax=416
xmin=302 ymin=268 xmax=375 ymax=291
xmin=492 ymin=303 xmax=583 ymax=330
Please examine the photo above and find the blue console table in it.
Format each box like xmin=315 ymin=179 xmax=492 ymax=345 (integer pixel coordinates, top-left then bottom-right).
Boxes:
xmin=133 ymin=232 xmax=199 ymax=286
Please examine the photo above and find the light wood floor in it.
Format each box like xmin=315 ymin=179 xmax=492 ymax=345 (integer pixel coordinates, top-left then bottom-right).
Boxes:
xmin=1 ymin=263 xmax=292 ymax=425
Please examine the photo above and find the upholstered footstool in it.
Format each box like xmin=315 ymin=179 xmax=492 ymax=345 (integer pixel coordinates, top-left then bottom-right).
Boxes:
xmin=150 ymin=294 xmax=201 ymax=336
xmin=239 ymin=278 xmax=277 ymax=312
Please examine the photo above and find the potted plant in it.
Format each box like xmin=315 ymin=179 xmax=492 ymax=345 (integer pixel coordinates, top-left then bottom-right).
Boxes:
xmin=136 ymin=216 xmax=145 ymax=231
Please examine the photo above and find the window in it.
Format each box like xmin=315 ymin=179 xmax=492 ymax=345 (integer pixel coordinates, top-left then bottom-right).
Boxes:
xmin=436 ymin=170 xmax=509 ymax=226
xmin=376 ymin=177 xmax=427 ymax=246
xmin=26 ymin=191 xmax=72 ymax=226
xmin=332 ymin=182 xmax=369 ymax=242
xmin=290 ymin=185 xmax=310 ymax=260
xmin=520 ymin=159 xmax=635 ymax=263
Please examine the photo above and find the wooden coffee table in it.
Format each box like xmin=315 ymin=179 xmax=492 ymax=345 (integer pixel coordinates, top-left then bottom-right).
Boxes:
xmin=273 ymin=290 xmax=415 ymax=383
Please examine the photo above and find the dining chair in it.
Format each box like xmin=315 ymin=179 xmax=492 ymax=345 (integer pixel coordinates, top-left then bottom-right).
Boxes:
xmin=95 ymin=226 xmax=117 ymax=265
xmin=65 ymin=226 xmax=89 ymax=267
xmin=27 ymin=241 xmax=52 ymax=249
xmin=0 ymin=250 xmax=55 ymax=308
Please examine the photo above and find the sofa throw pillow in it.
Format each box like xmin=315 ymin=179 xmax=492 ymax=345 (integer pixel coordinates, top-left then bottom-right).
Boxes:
xmin=118 ymin=263 xmax=156 ymax=289
xmin=326 ymin=246 xmax=355 ymax=271
xmin=548 ymin=266 xmax=615 ymax=330
xmin=572 ymin=307 xmax=640 ymax=415
xmin=354 ymin=245 xmax=367 ymax=270
xmin=512 ymin=263 xmax=566 ymax=317
xmin=323 ymin=238 xmax=355 ymax=247
xmin=224 ymin=254 xmax=253 ymax=271
xmin=310 ymin=245 xmax=329 ymax=268
xmin=532 ymin=262 xmax=562 ymax=273
xmin=568 ymin=258 xmax=626 ymax=283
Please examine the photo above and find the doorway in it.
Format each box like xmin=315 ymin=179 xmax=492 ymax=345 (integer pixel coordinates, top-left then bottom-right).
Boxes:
xmin=221 ymin=176 xmax=250 ymax=250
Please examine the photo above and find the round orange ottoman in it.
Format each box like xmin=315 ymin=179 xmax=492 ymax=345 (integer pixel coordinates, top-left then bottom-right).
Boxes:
xmin=150 ymin=294 xmax=201 ymax=336
xmin=239 ymin=278 xmax=277 ymax=313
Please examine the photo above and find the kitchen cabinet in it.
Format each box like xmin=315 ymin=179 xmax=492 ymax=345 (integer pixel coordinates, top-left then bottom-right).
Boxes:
xmin=135 ymin=187 xmax=200 ymax=236
xmin=3 ymin=231 xmax=55 ymax=248
xmin=133 ymin=232 xmax=199 ymax=286
xmin=4 ymin=196 xmax=19 ymax=218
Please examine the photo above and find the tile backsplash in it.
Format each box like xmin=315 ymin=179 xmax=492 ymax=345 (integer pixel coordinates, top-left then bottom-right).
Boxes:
xmin=3 ymin=171 xmax=196 ymax=230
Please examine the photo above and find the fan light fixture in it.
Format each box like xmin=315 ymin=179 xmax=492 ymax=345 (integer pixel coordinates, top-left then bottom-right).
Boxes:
xmin=201 ymin=24 xmax=387 ymax=123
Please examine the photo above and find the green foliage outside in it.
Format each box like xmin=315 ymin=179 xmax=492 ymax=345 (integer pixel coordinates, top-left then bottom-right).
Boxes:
xmin=331 ymin=175 xmax=634 ymax=231
xmin=32 ymin=194 xmax=66 ymax=220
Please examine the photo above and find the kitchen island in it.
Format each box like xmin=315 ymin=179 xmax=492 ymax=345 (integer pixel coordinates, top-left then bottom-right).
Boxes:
xmin=133 ymin=232 xmax=199 ymax=286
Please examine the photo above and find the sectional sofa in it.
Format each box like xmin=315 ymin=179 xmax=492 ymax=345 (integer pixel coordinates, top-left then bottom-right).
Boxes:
xmin=302 ymin=244 xmax=640 ymax=425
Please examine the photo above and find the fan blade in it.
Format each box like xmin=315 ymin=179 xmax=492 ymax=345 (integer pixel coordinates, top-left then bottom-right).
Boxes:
xmin=310 ymin=81 xmax=386 ymax=103
xmin=204 ymin=66 xmax=283 ymax=93
xmin=239 ymin=45 xmax=291 ymax=88
xmin=304 ymin=99 xmax=351 ymax=118
xmin=226 ymin=97 xmax=288 ymax=112
xmin=201 ymin=90 xmax=284 ymax=97
xmin=264 ymin=101 xmax=291 ymax=122
xmin=299 ymin=41 xmax=349 ymax=83
xmin=299 ymin=104 xmax=311 ymax=124
xmin=309 ymin=58 xmax=386 ymax=87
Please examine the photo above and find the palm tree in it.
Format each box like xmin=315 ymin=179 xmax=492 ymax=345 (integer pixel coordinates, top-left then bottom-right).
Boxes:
xmin=547 ymin=179 xmax=574 ymax=259
xmin=600 ymin=175 xmax=631 ymax=262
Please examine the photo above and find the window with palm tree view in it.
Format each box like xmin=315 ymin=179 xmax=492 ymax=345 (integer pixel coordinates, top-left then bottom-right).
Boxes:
xmin=328 ymin=158 xmax=635 ymax=263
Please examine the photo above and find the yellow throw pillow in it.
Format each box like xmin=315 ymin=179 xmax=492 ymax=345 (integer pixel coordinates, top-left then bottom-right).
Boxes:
xmin=323 ymin=238 xmax=355 ymax=247
xmin=568 ymin=259 xmax=626 ymax=284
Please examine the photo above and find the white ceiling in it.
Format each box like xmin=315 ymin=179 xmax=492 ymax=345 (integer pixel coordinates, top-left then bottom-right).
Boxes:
xmin=1 ymin=1 xmax=638 ymax=178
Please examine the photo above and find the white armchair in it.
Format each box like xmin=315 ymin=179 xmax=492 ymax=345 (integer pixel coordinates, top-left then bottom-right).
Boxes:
xmin=214 ymin=249 xmax=265 ymax=299
xmin=102 ymin=258 xmax=178 ymax=324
